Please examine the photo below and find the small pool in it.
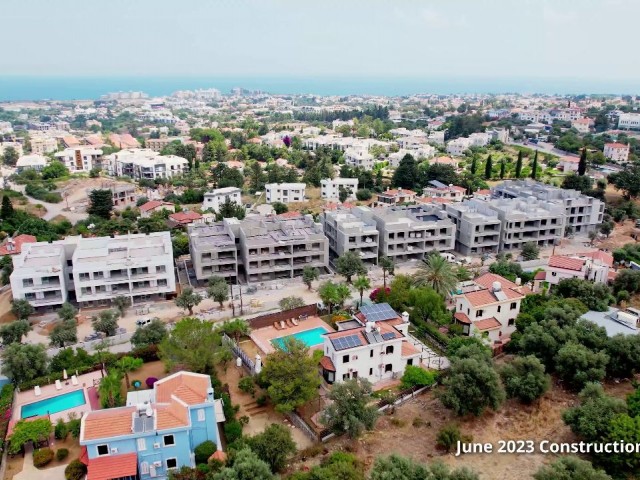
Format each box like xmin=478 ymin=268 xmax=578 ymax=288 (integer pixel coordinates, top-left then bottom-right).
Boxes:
xmin=272 ymin=327 xmax=328 ymax=350
xmin=21 ymin=390 xmax=86 ymax=418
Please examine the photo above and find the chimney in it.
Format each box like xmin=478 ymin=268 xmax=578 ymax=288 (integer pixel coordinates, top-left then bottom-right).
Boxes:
xmin=515 ymin=277 xmax=522 ymax=286
xmin=365 ymin=321 xmax=374 ymax=333
xmin=492 ymin=281 xmax=502 ymax=292
xmin=402 ymin=311 xmax=410 ymax=323
xmin=254 ymin=354 xmax=262 ymax=374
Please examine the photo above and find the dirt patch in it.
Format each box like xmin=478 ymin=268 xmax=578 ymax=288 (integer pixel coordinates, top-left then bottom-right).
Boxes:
xmin=0 ymin=289 xmax=16 ymax=324
xmin=119 ymin=360 xmax=168 ymax=400
xmin=596 ymin=219 xmax=639 ymax=251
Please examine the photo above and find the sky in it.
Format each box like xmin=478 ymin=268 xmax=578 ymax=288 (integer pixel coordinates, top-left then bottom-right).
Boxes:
xmin=1 ymin=0 xmax=638 ymax=81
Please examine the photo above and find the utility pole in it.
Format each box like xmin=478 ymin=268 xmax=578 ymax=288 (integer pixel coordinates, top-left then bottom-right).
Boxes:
xmin=229 ymin=283 xmax=235 ymax=317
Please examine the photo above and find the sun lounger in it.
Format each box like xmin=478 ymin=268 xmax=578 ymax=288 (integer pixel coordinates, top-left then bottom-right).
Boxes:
xmin=71 ymin=375 xmax=78 ymax=386
xmin=280 ymin=320 xmax=287 ymax=329
xmin=55 ymin=380 xmax=62 ymax=390
xmin=286 ymin=319 xmax=295 ymax=328
xmin=273 ymin=322 xmax=281 ymax=330
xmin=292 ymin=318 xmax=299 ymax=326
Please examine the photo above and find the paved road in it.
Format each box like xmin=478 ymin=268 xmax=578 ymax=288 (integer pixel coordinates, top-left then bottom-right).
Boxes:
xmin=511 ymin=141 xmax=577 ymax=159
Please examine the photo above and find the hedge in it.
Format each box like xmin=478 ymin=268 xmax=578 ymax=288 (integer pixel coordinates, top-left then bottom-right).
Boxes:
xmin=33 ymin=448 xmax=54 ymax=468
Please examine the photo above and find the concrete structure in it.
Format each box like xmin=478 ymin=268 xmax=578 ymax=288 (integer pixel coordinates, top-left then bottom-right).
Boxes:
xmin=370 ymin=205 xmax=455 ymax=262
xmin=320 ymin=206 xmax=379 ymax=265
xmin=453 ymin=273 xmax=526 ymax=344
xmin=202 ymin=187 xmax=242 ymax=213
xmin=188 ymin=222 xmax=239 ymax=283
xmin=446 ymin=137 xmax=472 ymax=156
xmin=445 ymin=200 xmax=502 ymax=255
xmin=618 ymin=113 xmax=640 ymax=130
xmin=422 ymin=181 xmax=465 ymax=202
xmin=87 ymin=184 xmax=137 ymax=208
xmin=558 ymin=156 xmax=580 ymax=173
xmin=320 ymin=178 xmax=358 ymax=201
xmin=107 ymin=149 xmax=188 ymax=180
xmin=16 ymin=154 xmax=48 ymax=172
xmin=55 ymin=147 xmax=103 ymax=173
xmin=604 ymin=142 xmax=630 ymax=162
xmin=319 ymin=304 xmax=422 ymax=385
xmin=344 ymin=147 xmax=375 ymax=170
xmin=10 ymin=232 xmax=176 ymax=309
xmin=30 ymin=136 xmax=58 ymax=155
xmin=580 ymin=308 xmax=639 ymax=337
xmin=492 ymin=180 xmax=604 ymax=234
xmin=265 ymin=183 xmax=306 ymax=204
xmin=146 ymin=136 xmax=184 ymax=152
xmin=80 ymin=371 xmax=222 ymax=480
xmin=375 ymin=188 xmax=417 ymax=207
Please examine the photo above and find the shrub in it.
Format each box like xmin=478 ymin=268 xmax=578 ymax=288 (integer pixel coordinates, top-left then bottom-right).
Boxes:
xmin=256 ymin=394 xmax=268 ymax=407
xmin=54 ymin=418 xmax=68 ymax=440
xmin=436 ymin=424 xmax=463 ymax=453
xmin=617 ymin=290 xmax=630 ymax=303
xmin=238 ymin=377 xmax=255 ymax=396
xmin=194 ymin=440 xmax=217 ymax=465
xmin=56 ymin=448 xmax=69 ymax=461
xmin=68 ymin=418 xmax=81 ymax=438
xmin=65 ymin=459 xmax=87 ymax=480
xmin=412 ymin=417 xmax=425 ymax=427
xmin=224 ymin=420 xmax=243 ymax=444
xmin=400 ymin=366 xmax=437 ymax=389
xmin=355 ymin=189 xmax=372 ymax=201
xmin=33 ymin=448 xmax=54 ymax=468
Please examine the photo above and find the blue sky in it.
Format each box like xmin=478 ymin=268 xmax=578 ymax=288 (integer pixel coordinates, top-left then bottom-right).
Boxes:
xmin=2 ymin=0 xmax=637 ymax=80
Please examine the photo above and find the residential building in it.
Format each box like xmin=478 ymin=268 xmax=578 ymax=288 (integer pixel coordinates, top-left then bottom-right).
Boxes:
xmin=344 ymin=147 xmax=375 ymax=170
xmin=80 ymin=371 xmax=223 ymax=480
xmin=188 ymin=222 xmax=239 ymax=283
xmin=388 ymin=146 xmax=435 ymax=167
xmin=604 ymin=142 xmax=630 ymax=162
xmin=430 ymin=156 xmax=459 ymax=169
xmin=580 ymin=308 xmax=639 ymax=337
xmin=486 ymin=128 xmax=509 ymax=143
xmin=428 ymin=130 xmax=445 ymax=145
xmin=492 ymin=180 xmax=604 ymax=233
xmin=146 ymin=136 xmax=184 ymax=152
xmin=468 ymin=132 xmax=491 ymax=147
xmin=139 ymin=201 xmax=175 ymax=218
xmin=319 ymin=303 xmax=422 ymax=385
xmin=618 ymin=113 xmax=640 ymax=130
xmin=107 ymin=149 xmax=188 ymax=180
xmin=320 ymin=178 xmax=358 ymax=201
xmin=446 ymin=137 xmax=472 ymax=156
xmin=558 ymin=156 xmax=580 ymax=173
xmin=370 ymin=205 xmax=455 ymax=262
xmin=265 ymin=183 xmax=306 ymax=204
xmin=444 ymin=200 xmax=502 ymax=255
xmin=0 ymin=235 xmax=36 ymax=256
xmin=168 ymin=211 xmax=203 ymax=228
xmin=202 ymin=187 xmax=243 ymax=213
xmin=86 ymin=184 xmax=137 ymax=208
xmin=572 ymin=118 xmax=592 ymax=133
xmin=109 ymin=133 xmax=141 ymax=149
xmin=541 ymin=253 xmax=612 ymax=287
xmin=55 ymin=147 xmax=103 ymax=173
xmin=422 ymin=180 xmax=465 ymax=202
xmin=375 ymin=188 xmax=417 ymax=207
xmin=16 ymin=154 xmax=48 ymax=172
xmin=453 ymin=273 xmax=526 ymax=344
xmin=30 ymin=136 xmax=58 ymax=155
xmin=320 ymin=206 xmax=379 ymax=265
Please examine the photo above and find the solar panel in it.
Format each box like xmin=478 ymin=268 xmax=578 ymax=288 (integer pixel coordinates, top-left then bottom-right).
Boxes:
xmin=381 ymin=332 xmax=396 ymax=340
xmin=429 ymin=180 xmax=447 ymax=188
xmin=331 ymin=334 xmax=363 ymax=351
xmin=360 ymin=303 xmax=398 ymax=322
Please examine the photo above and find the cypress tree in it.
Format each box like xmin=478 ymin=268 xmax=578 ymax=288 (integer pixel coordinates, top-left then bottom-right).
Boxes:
xmin=500 ymin=160 xmax=506 ymax=179
xmin=531 ymin=150 xmax=538 ymax=180
xmin=485 ymin=155 xmax=493 ymax=180
xmin=470 ymin=156 xmax=477 ymax=175
xmin=515 ymin=151 xmax=523 ymax=179
xmin=1 ymin=196 xmax=14 ymax=219
xmin=578 ymin=148 xmax=587 ymax=176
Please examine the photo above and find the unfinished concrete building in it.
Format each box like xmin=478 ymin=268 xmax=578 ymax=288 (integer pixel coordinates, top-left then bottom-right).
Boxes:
xmin=320 ymin=206 xmax=379 ymax=266
xmin=492 ymin=180 xmax=604 ymax=233
xmin=188 ymin=222 xmax=239 ymax=283
xmin=445 ymin=200 xmax=502 ymax=255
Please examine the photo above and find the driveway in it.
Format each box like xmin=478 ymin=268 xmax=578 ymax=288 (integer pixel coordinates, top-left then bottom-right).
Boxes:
xmin=13 ymin=444 xmax=67 ymax=480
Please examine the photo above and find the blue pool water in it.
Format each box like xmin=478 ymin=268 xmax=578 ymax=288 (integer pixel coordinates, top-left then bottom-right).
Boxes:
xmin=272 ymin=327 xmax=328 ymax=350
xmin=21 ymin=390 xmax=86 ymax=418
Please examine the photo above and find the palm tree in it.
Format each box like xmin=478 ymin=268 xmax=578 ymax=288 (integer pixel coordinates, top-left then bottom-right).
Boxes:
xmin=353 ymin=275 xmax=371 ymax=307
xmin=99 ymin=371 xmax=123 ymax=408
xmin=412 ymin=253 xmax=459 ymax=297
xmin=378 ymin=256 xmax=394 ymax=288
xmin=116 ymin=356 xmax=143 ymax=389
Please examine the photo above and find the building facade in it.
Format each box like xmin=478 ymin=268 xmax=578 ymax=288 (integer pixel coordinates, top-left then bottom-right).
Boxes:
xmin=107 ymin=149 xmax=188 ymax=180
xmin=202 ymin=187 xmax=243 ymax=213
xmin=445 ymin=200 xmax=502 ymax=255
xmin=265 ymin=183 xmax=306 ymax=204
xmin=618 ymin=113 xmax=640 ymax=130
xmin=55 ymin=147 xmax=103 ymax=173
xmin=320 ymin=178 xmax=358 ymax=201
xmin=188 ymin=222 xmax=239 ymax=283
xmin=320 ymin=207 xmax=379 ymax=265
xmin=603 ymin=142 xmax=630 ymax=162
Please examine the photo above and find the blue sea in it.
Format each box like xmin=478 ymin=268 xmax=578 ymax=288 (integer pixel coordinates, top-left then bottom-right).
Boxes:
xmin=0 ymin=76 xmax=637 ymax=101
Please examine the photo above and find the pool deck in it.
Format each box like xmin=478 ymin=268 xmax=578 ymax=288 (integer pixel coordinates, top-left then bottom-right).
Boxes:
xmin=13 ymin=370 xmax=104 ymax=424
xmin=249 ymin=316 xmax=334 ymax=355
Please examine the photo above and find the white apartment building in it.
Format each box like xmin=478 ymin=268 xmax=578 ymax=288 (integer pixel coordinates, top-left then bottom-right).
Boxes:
xmin=10 ymin=232 xmax=176 ymax=310
xmin=618 ymin=113 xmax=640 ymax=130
xmin=202 ymin=187 xmax=243 ymax=213
xmin=320 ymin=178 xmax=358 ymax=200
xmin=55 ymin=147 xmax=103 ymax=173
xmin=320 ymin=206 xmax=379 ymax=265
xmin=604 ymin=142 xmax=630 ymax=162
xmin=542 ymin=254 xmax=611 ymax=287
xmin=265 ymin=183 xmax=306 ymax=204
xmin=344 ymin=147 xmax=375 ymax=170
xmin=388 ymin=146 xmax=436 ymax=168
xmin=30 ymin=136 xmax=58 ymax=155
xmin=428 ymin=130 xmax=446 ymax=145
xmin=454 ymin=273 xmax=526 ymax=345
xmin=319 ymin=304 xmax=422 ymax=385
xmin=468 ymin=132 xmax=491 ymax=147
xmin=106 ymin=149 xmax=188 ymax=180
xmin=16 ymin=154 xmax=48 ymax=173
xmin=446 ymin=137 xmax=472 ymax=156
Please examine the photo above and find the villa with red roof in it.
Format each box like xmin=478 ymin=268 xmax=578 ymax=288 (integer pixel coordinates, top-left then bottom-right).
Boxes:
xmin=604 ymin=142 xmax=630 ymax=163
xmin=139 ymin=201 xmax=175 ymax=218
xmin=543 ymin=253 xmax=612 ymax=287
xmin=168 ymin=211 xmax=202 ymax=228
xmin=80 ymin=371 xmax=223 ymax=480
xmin=375 ymin=188 xmax=417 ymax=207
xmin=0 ymin=234 xmax=36 ymax=256
xmin=453 ymin=273 xmax=527 ymax=345
xmin=422 ymin=180 xmax=466 ymax=202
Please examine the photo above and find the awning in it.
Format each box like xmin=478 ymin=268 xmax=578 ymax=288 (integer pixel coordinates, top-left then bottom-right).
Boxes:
xmin=319 ymin=356 xmax=336 ymax=372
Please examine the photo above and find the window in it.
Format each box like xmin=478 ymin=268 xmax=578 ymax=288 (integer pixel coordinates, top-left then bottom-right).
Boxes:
xmin=140 ymin=462 xmax=149 ymax=475
xmin=497 ymin=306 xmax=501 ymax=313
xmin=370 ymin=350 xmax=373 ymax=358
xmin=385 ymin=346 xmax=394 ymax=355
xmin=79 ymin=273 xmax=90 ymax=281
xmin=385 ymin=364 xmax=392 ymax=373
xmin=551 ymin=272 xmax=557 ymax=277
xmin=157 ymin=265 xmax=166 ymax=273
xmin=342 ymin=355 xmax=349 ymax=364
xmin=476 ymin=310 xmax=483 ymax=318
xmin=407 ymin=359 xmax=413 ymax=366
xmin=94 ymin=272 xmax=104 ymax=279
xmin=22 ymin=279 xmax=34 ymax=287
xmin=137 ymin=438 xmax=146 ymax=451
xmin=508 ymin=318 xmax=515 ymax=326
xmin=164 ymin=434 xmax=175 ymax=446
xmin=96 ymin=444 xmax=109 ymax=456
xmin=342 ymin=373 xmax=350 ymax=380
xmin=197 ymin=409 xmax=205 ymax=422
xmin=166 ymin=458 xmax=177 ymax=470
xmin=510 ymin=302 xmax=517 ymax=310
xmin=369 ymin=368 xmax=373 ymax=376
xmin=158 ymin=279 xmax=168 ymax=287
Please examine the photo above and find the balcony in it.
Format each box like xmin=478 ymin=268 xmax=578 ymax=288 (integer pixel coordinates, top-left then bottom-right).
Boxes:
xmin=33 ymin=295 xmax=63 ymax=305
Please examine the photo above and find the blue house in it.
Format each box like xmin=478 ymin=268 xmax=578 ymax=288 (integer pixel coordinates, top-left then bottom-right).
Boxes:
xmin=80 ymin=371 xmax=224 ymax=480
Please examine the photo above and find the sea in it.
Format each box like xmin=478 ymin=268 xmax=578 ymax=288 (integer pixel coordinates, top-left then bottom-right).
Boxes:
xmin=0 ymin=76 xmax=637 ymax=102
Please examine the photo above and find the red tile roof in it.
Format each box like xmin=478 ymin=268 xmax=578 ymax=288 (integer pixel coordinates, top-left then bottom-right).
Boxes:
xmin=548 ymin=255 xmax=585 ymax=272
xmin=276 ymin=211 xmax=302 ymax=219
xmin=401 ymin=341 xmax=421 ymax=357
xmin=534 ymin=271 xmax=546 ymax=281
xmin=578 ymin=250 xmax=614 ymax=267
xmin=454 ymin=312 xmax=472 ymax=324
xmin=140 ymin=200 xmax=173 ymax=212
xmin=79 ymin=446 xmax=89 ymax=466
xmin=87 ymin=452 xmax=137 ymax=480
xmin=169 ymin=211 xmax=202 ymax=224
xmin=474 ymin=273 xmax=519 ymax=290
xmin=475 ymin=189 xmax=491 ymax=195
xmin=605 ymin=142 xmax=628 ymax=149
xmin=319 ymin=356 xmax=336 ymax=372
xmin=474 ymin=317 xmax=502 ymax=331
xmin=0 ymin=234 xmax=36 ymax=256
xmin=83 ymin=407 xmax=137 ymax=440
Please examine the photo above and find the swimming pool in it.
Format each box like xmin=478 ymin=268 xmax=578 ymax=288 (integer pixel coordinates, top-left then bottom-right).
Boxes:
xmin=272 ymin=327 xmax=328 ymax=350
xmin=21 ymin=390 xmax=86 ymax=418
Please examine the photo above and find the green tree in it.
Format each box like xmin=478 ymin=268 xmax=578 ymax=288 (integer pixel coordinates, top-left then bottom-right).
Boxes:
xmin=207 ymin=279 xmax=229 ymax=309
xmin=131 ymin=319 xmax=167 ymax=348
xmin=533 ymin=456 xmax=612 ymax=480
xmin=213 ymin=448 xmax=274 ymax=480
xmin=355 ymin=188 xmax=372 ymax=201
xmin=484 ymin=155 xmax=492 ymax=179
xmin=115 ymin=355 xmax=143 ymax=389
xmin=335 ymin=251 xmax=367 ymax=283
xmin=499 ymin=159 xmax=506 ymax=179
xmin=49 ymin=320 xmax=77 ymax=348
xmin=247 ymin=424 xmax=296 ymax=472
xmin=302 ymin=266 xmax=319 ymax=290
xmin=321 ymin=378 xmax=378 ymax=438
xmin=1 ymin=196 xmax=14 ymax=219
xmin=11 ymin=299 xmax=34 ymax=320
xmin=392 ymin=154 xmax=418 ymax=190
xmin=440 ymin=357 xmax=505 ymax=416
xmin=599 ymin=221 xmax=613 ymax=237
xmin=521 ymin=242 xmax=539 ymax=261
xmin=92 ymin=309 xmax=119 ymax=337
xmin=353 ymin=275 xmax=370 ymax=307
xmin=8 ymin=418 xmax=53 ymax=455
xmin=609 ymin=163 xmax=640 ymax=198
xmin=2 ymin=146 xmax=18 ymax=166
xmin=554 ymin=342 xmax=608 ymax=391
xmin=401 ymin=365 xmax=437 ymax=389
xmin=217 ymin=318 xmax=250 ymax=342
xmin=0 ymin=320 xmax=31 ymax=345
xmin=99 ymin=370 xmax=124 ymax=408
xmin=470 ymin=156 xmax=477 ymax=175
xmin=412 ymin=253 xmax=458 ymax=297
xmin=215 ymin=197 xmax=246 ymax=221
xmin=112 ymin=296 xmax=130 ymax=317
xmin=260 ymin=337 xmax=321 ymax=413
xmin=370 ymin=455 xmax=479 ymax=480
xmin=159 ymin=317 xmax=221 ymax=373
xmin=271 ymin=201 xmax=288 ymax=215
xmin=318 ymin=281 xmax=351 ymax=313
xmin=515 ymin=150 xmax=523 ymax=178
xmin=41 ymin=161 xmax=69 ymax=180
xmin=500 ymin=355 xmax=550 ymax=403
xmin=57 ymin=302 xmax=77 ymax=322
xmin=530 ymin=150 xmax=538 ymax=180
xmin=87 ymin=189 xmax=114 ymax=219
xmin=605 ymin=334 xmax=640 ymax=378
xmin=378 ymin=256 xmax=394 ymax=289
xmin=578 ymin=148 xmax=587 ymax=176
xmin=2 ymin=343 xmax=48 ymax=384
xmin=338 ymin=186 xmax=350 ymax=203
xmin=175 ymin=287 xmax=203 ymax=315
xmin=278 ymin=296 xmax=305 ymax=311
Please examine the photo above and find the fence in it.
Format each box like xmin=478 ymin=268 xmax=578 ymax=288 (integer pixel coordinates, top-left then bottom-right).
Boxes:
xmin=286 ymin=411 xmax=320 ymax=443
xmin=246 ymin=304 xmax=318 ymax=330
xmin=222 ymin=333 xmax=255 ymax=374
xmin=45 ymin=331 xmax=133 ymax=358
